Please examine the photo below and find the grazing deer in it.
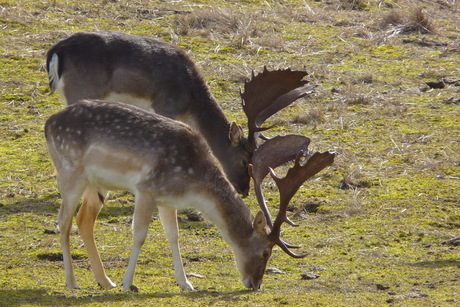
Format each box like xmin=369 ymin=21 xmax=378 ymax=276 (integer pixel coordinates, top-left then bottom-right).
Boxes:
xmin=45 ymin=100 xmax=334 ymax=291
xmin=46 ymin=31 xmax=316 ymax=197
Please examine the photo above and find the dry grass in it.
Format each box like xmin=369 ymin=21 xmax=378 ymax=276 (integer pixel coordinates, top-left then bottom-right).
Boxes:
xmin=292 ymin=108 xmax=326 ymax=128
xmin=172 ymin=8 xmax=264 ymax=47
xmin=173 ymin=8 xmax=245 ymax=36
xmin=381 ymin=7 xmax=436 ymax=35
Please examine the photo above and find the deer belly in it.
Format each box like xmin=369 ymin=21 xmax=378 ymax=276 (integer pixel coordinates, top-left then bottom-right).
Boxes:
xmin=103 ymin=92 xmax=154 ymax=113
xmin=83 ymin=145 xmax=150 ymax=192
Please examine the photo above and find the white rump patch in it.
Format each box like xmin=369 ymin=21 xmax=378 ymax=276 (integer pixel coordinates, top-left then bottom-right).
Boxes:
xmin=48 ymin=55 xmax=68 ymax=105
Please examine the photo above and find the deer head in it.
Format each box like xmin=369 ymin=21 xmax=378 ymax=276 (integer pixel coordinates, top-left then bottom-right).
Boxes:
xmin=224 ymin=67 xmax=316 ymax=197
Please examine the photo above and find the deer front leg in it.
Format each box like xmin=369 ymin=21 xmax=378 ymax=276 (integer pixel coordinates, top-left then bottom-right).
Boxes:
xmin=121 ymin=193 xmax=157 ymax=292
xmin=158 ymin=206 xmax=194 ymax=291
xmin=76 ymin=187 xmax=116 ymax=289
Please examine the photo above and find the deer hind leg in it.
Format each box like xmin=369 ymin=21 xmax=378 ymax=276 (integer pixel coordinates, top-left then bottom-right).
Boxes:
xmin=158 ymin=206 xmax=194 ymax=291
xmin=76 ymin=187 xmax=116 ymax=289
xmin=56 ymin=174 xmax=86 ymax=289
xmin=121 ymin=192 xmax=157 ymax=292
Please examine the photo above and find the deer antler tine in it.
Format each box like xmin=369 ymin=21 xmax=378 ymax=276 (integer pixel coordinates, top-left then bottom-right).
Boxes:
xmin=282 ymin=240 xmax=301 ymax=249
xmin=258 ymin=134 xmax=270 ymax=141
xmin=269 ymin=151 xmax=335 ymax=258
xmin=277 ymin=240 xmax=308 ymax=258
xmin=285 ymin=216 xmax=299 ymax=227
xmin=248 ymin=164 xmax=274 ymax=228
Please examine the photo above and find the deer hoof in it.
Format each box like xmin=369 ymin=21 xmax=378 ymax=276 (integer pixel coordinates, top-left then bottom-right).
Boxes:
xmin=66 ymin=281 xmax=80 ymax=290
xmin=179 ymin=280 xmax=195 ymax=291
xmin=97 ymin=279 xmax=116 ymax=289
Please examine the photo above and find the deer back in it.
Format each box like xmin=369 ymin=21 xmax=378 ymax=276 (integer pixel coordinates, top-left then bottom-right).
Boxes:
xmin=45 ymin=100 xmax=225 ymax=196
xmin=48 ymin=32 xmax=202 ymax=114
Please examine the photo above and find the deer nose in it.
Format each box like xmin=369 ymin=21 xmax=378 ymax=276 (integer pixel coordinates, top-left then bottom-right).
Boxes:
xmin=234 ymin=179 xmax=250 ymax=197
xmin=243 ymin=278 xmax=261 ymax=291
xmin=243 ymin=278 xmax=251 ymax=288
xmin=251 ymin=279 xmax=261 ymax=291
xmin=237 ymin=186 xmax=249 ymax=198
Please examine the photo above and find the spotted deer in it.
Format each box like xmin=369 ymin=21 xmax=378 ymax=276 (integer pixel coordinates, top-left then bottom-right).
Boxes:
xmin=46 ymin=31 xmax=316 ymax=197
xmin=45 ymin=99 xmax=334 ymax=291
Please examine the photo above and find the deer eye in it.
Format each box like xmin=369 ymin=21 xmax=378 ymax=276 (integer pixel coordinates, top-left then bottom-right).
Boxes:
xmin=262 ymin=250 xmax=270 ymax=259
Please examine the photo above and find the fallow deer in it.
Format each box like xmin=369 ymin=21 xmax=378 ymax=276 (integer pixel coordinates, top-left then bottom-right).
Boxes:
xmin=46 ymin=31 xmax=316 ymax=197
xmin=45 ymin=100 xmax=334 ymax=291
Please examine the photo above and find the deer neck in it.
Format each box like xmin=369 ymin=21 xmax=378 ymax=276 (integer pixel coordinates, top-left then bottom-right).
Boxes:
xmin=191 ymin=176 xmax=254 ymax=248
xmin=186 ymin=79 xmax=234 ymax=158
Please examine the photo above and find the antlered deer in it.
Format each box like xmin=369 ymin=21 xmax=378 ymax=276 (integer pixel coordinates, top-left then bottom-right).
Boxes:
xmin=45 ymin=100 xmax=334 ymax=291
xmin=46 ymin=31 xmax=316 ymax=197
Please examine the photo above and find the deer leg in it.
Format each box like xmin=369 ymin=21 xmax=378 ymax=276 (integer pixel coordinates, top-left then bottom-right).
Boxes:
xmin=57 ymin=176 xmax=86 ymax=289
xmin=76 ymin=187 xmax=116 ymax=289
xmin=121 ymin=193 xmax=156 ymax=292
xmin=158 ymin=206 xmax=194 ymax=291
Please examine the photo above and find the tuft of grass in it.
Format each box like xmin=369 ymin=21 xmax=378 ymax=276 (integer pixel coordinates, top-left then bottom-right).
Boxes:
xmin=292 ymin=108 xmax=326 ymax=128
xmin=381 ymin=7 xmax=436 ymax=35
xmin=172 ymin=8 xmax=264 ymax=48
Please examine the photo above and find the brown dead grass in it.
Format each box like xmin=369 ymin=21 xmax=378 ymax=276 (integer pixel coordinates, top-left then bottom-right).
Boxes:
xmin=172 ymin=8 xmax=264 ymax=47
xmin=381 ymin=7 xmax=436 ymax=34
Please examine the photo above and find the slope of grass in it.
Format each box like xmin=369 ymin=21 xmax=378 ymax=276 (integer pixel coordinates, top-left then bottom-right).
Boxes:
xmin=1 ymin=0 xmax=459 ymax=306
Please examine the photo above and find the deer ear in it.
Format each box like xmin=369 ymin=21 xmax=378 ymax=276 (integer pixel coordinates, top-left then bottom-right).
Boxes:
xmin=229 ymin=122 xmax=243 ymax=147
xmin=253 ymin=211 xmax=268 ymax=236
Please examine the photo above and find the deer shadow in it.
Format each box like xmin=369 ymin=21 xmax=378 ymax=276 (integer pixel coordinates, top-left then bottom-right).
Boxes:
xmin=1 ymin=191 xmax=137 ymax=219
xmin=409 ymin=259 xmax=460 ymax=269
xmin=0 ymin=194 xmax=60 ymax=217
xmin=0 ymin=287 xmax=251 ymax=306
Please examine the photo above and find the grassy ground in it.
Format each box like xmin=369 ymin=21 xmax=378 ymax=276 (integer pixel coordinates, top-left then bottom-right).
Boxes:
xmin=1 ymin=0 xmax=459 ymax=306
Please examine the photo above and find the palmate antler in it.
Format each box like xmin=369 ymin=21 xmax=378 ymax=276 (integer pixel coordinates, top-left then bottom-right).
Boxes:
xmin=249 ymin=135 xmax=310 ymax=229
xmin=268 ymin=151 xmax=336 ymax=257
xmin=241 ymin=67 xmax=316 ymax=151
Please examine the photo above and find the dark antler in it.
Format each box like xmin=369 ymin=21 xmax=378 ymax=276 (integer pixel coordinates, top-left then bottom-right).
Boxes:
xmin=268 ymin=151 xmax=336 ymax=258
xmin=240 ymin=66 xmax=332 ymax=256
xmin=241 ymin=67 xmax=316 ymax=151
xmin=249 ymin=135 xmax=310 ymax=228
